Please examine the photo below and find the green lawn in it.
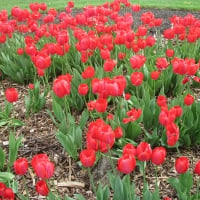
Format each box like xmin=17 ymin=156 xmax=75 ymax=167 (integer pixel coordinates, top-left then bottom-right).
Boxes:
xmin=0 ymin=0 xmax=200 ymax=14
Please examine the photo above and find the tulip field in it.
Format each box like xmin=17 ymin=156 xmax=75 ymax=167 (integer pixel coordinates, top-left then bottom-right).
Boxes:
xmin=1 ymin=0 xmax=200 ymax=199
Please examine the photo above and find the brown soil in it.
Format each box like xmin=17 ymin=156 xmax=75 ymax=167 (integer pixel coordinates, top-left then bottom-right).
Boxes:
xmin=0 ymin=7 xmax=200 ymax=200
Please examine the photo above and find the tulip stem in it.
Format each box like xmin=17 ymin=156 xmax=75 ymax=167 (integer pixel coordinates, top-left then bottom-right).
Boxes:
xmin=155 ymin=165 xmax=158 ymax=187
xmin=22 ymin=176 xmax=29 ymax=198
xmin=197 ymin=177 xmax=200 ymax=199
xmin=64 ymin=96 xmax=71 ymax=115
xmin=88 ymin=168 xmax=96 ymax=195
xmin=107 ymin=149 xmax=116 ymax=176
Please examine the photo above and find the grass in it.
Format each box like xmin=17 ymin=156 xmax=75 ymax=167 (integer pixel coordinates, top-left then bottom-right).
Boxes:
xmin=0 ymin=0 xmax=200 ymax=14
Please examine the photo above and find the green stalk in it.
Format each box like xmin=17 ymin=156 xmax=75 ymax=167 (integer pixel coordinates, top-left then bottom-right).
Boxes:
xmin=197 ymin=176 xmax=200 ymax=199
xmin=88 ymin=168 xmax=96 ymax=194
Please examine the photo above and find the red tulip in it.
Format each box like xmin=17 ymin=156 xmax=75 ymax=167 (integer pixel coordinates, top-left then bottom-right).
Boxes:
xmin=131 ymin=4 xmax=140 ymax=11
xmin=17 ymin=48 xmax=24 ymax=55
xmin=163 ymin=28 xmax=175 ymax=40
xmin=184 ymin=94 xmax=194 ymax=106
xmin=150 ymin=71 xmax=161 ymax=80
xmin=2 ymin=188 xmax=15 ymax=200
xmin=123 ymin=108 xmax=142 ymax=124
xmin=118 ymin=52 xmax=126 ymax=60
xmin=5 ymin=88 xmax=18 ymax=103
xmin=166 ymin=123 xmax=180 ymax=146
xmin=100 ymin=48 xmax=110 ymax=60
xmin=103 ymin=59 xmax=117 ymax=72
xmin=130 ymin=72 xmax=144 ymax=86
xmin=78 ymin=83 xmax=89 ymax=96
xmin=31 ymin=154 xmax=49 ymax=168
xmin=80 ymin=149 xmax=96 ymax=167
xmin=164 ymin=197 xmax=172 ymax=200
xmin=136 ymin=142 xmax=152 ymax=161
xmin=33 ymin=160 xmax=55 ymax=179
xmin=156 ymin=57 xmax=169 ymax=71
xmin=166 ymin=49 xmax=174 ymax=57
xmin=82 ymin=66 xmax=95 ymax=79
xmin=117 ymin=154 xmax=136 ymax=174
xmin=146 ymin=35 xmax=156 ymax=47
xmin=151 ymin=147 xmax=166 ymax=165
xmin=13 ymin=157 xmax=28 ymax=175
xmin=130 ymin=55 xmax=146 ymax=69
xmin=194 ymin=160 xmax=200 ymax=176
xmin=175 ymin=156 xmax=189 ymax=174
xmin=95 ymin=98 xmax=107 ymax=112
xmin=0 ymin=182 xmax=6 ymax=196
xmin=35 ymin=180 xmax=49 ymax=196
xmin=35 ymin=54 xmax=51 ymax=70
xmin=123 ymin=143 xmax=136 ymax=156
xmin=114 ymin=127 xmax=123 ymax=139
xmin=28 ymin=83 xmax=34 ymax=89
xmin=53 ymin=78 xmax=71 ymax=98
xmin=157 ymin=95 xmax=167 ymax=107
xmin=124 ymin=93 xmax=131 ymax=100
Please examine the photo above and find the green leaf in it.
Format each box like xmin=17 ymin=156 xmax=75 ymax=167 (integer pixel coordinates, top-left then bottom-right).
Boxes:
xmin=0 ymin=119 xmax=8 ymax=126
xmin=74 ymin=126 xmax=82 ymax=148
xmin=52 ymin=98 xmax=65 ymax=123
xmin=0 ymin=172 xmax=15 ymax=183
xmin=8 ymin=132 xmax=23 ymax=167
xmin=96 ymin=184 xmax=103 ymax=200
xmin=152 ymin=186 xmax=160 ymax=200
xmin=126 ymin=122 xmax=142 ymax=140
xmin=64 ymin=196 xmax=74 ymax=200
xmin=168 ymin=177 xmax=181 ymax=194
xmin=11 ymin=119 xmax=24 ymax=127
xmin=79 ymin=110 xmax=89 ymax=130
xmin=102 ymin=185 xmax=110 ymax=200
xmin=0 ymin=147 xmax=5 ymax=170
xmin=47 ymin=110 xmax=59 ymax=127
xmin=179 ymin=171 xmax=193 ymax=193
xmin=142 ymin=183 xmax=152 ymax=200
xmin=17 ymin=194 xmax=29 ymax=200
xmin=113 ymin=176 xmax=124 ymax=200
xmin=56 ymin=131 xmax=77 ymax=159
xmin=74 ymin=194 xmax=86 ymax=200
xmin=47 ymin=191 xmax=58 ymax=200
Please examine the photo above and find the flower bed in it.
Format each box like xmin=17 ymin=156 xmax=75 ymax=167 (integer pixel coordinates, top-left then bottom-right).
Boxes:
xmin=0 ymin=0 xmax=200 ymax=199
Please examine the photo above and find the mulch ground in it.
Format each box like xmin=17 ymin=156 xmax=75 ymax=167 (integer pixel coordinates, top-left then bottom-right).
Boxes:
xmin=0 ymin=7 xmax=200 ymax=200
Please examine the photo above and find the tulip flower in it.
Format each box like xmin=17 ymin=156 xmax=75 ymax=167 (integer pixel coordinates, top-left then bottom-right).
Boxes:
xmin=36 ymin=180 xmax=49 ymax=196
xmin=13 ymin=157 xmax=29 ymax=175
xmin=175 ymin=156 xmax=190 ymax=174
xmin=80 ymin=149 xmax=96 ymax=167
xmin=151 ymin=147 xmax=167 ymax=165
xmin=117 ymin=154 xmax=136 ymax=174
xmin=5 ymin=88 xmax=18 ymax=103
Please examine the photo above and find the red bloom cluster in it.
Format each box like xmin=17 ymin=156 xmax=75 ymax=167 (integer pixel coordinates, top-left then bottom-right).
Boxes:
xmin=0 ymin=183 xmax=15 ymax=200
xmin=123 ymin=108 xmax=142 ymax=124
xmin=87 ymin=98 xmax=108 ymax=112
xmin=117 ymin=142 xmax=167 ymax=174
xmin=31 ymin=154 xmax=55 ymax=179
xmin=53 ymin=73 xmax=72 ymax=98
xmin=31 ymin=154 xmax=55 ymax=196
xmin=92 ymin=75 xmax=126 ymax=98
xmin=81 ymin=66 xmax=95 ymax=79
xmin=157 ymin=95 xmax=182 ymax=146
xmin=171 ymin=57 xmax=200 ymax=84
xmin=130 ymin=54 xmax=146 ymax=69
xmin=86 ymin=118 xmax=115 ymax=153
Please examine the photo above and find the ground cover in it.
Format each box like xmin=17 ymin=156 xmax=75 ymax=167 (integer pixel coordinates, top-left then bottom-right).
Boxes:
xmin=0 ymin=0 xmax=200 ymax=199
